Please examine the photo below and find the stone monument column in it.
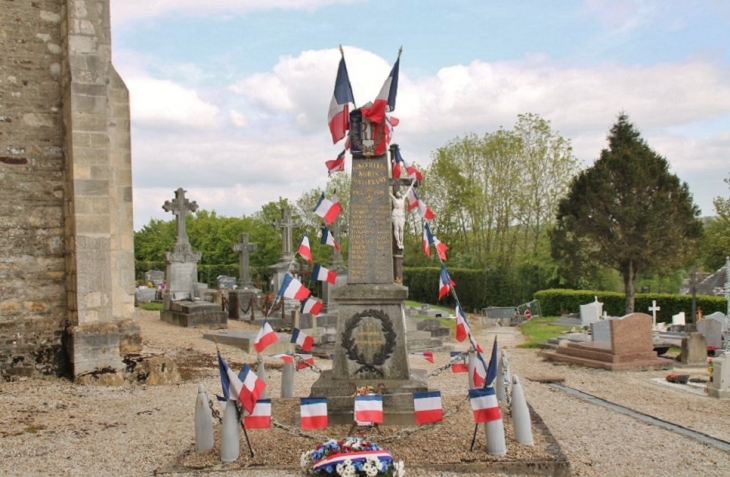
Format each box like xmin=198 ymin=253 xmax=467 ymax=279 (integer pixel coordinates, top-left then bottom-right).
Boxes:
xmin=310 ymin=110 xmax=427 ymax=423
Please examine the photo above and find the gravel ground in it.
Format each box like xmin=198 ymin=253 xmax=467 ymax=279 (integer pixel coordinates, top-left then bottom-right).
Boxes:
xmin=1 ymin=309 xmax=729 ymax=476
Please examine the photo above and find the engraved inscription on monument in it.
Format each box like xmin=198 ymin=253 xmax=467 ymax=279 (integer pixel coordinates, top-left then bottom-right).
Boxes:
xmin=341 ymin=309 xmax=397 ymax=378
xmin=348 ymin=156 xmax=393 ymax=284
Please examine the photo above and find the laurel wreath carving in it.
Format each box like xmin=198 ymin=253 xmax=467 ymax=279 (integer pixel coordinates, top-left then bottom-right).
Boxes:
xmin=341 ymin=309 xmax=397 ymax=377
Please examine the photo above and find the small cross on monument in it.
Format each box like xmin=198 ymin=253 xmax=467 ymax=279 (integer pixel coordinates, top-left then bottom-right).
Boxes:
xmin=648 ymin=300 xmax=661 ymax=329
xmin=232 ymin=232 xmax=258 ymax=288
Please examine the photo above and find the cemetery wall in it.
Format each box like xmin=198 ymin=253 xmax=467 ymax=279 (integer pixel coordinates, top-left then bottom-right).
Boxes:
xmin=0 ymin=0 xmax=139 ymax=381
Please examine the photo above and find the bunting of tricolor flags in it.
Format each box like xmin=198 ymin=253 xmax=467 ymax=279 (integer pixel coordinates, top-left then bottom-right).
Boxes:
xmin=253 ymin=319 xmax=278 ymax=354
xmin=423 ymin=223 xmax=448 ymax=261
xmin=297 ymin=233 xmax=313 ymax=265
xmin=320 ymin=226 xmax=340 ymax=251
xmin=313 ymin=193 xmax=342 ymax=225
xmin=277 ymin=274 xmax=310 ymax=301
xmin=438 ymin=264 xmax=455 ymax=300
xmin=413 ymin=391 xmax=443 ymax=425
xmin=312 ymin=263 xmax=337 ymax=285
xmin=450 ymin=351 xmax=468 ymax=373
xmin=300 ymin=297 xmax=324 ymax=316
xmin=242 ymin=399 xmax=272 ymax=429
xmin=290 ymin=328 xmax=313 ymax=352
xmin=410 ymin=351 xmax=434 ymax=363
xmin=407 ymin=187 xmax=435 ymax=220
xmin=454 ymin=303 xmax=470 ymax=342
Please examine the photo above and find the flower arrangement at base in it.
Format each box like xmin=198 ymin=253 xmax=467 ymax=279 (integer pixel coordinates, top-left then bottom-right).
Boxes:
xmin=300 ymin=437 xmax=405 ymax=477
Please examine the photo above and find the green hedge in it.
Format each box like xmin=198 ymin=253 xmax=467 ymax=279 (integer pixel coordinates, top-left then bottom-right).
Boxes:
xmin=403 ymin=267 xmax=488 ymax=312
xmin=534 ymin=288 xmax=728 ymax=323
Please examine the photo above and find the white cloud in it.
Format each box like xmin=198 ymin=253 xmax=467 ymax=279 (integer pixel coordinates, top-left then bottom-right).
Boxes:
xmin=229 ymin=110 xmax=249 ymax=128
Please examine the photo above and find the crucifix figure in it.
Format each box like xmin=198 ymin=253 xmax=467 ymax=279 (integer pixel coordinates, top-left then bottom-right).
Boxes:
xmin=232 ymin=232 xmax=258 ymax=288
xmin=272 ymin=205 xmax=298 ymax=261
xmin=162 ymin=188 xmax=198 ymax=252
xmin=648 ymin=300 xmax=661 ymax=329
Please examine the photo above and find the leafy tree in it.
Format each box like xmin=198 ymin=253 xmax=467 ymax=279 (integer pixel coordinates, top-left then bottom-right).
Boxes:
xmin=550 ymin=113 xmax=703 ymax=313
xmin=699 ymin=173 xmax=730 ymax=271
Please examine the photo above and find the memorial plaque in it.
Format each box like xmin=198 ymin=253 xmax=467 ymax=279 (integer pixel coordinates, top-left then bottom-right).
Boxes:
xmin=348 ymin=156 xmax=393 ymax=284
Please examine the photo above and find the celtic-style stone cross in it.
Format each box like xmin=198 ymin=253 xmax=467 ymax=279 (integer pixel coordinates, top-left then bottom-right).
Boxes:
xmin=232 ymin=232 xmax=258 ymax=288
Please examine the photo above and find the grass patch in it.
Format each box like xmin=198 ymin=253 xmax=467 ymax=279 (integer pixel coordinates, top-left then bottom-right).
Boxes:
xmin=518 ymin=316 xmax=572 ymax=348
xmin=140 ymin=301 xmax=163 ymax=311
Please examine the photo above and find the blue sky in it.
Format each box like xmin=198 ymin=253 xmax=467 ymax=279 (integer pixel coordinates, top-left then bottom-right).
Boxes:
xmin=110 ymin=0 xmax=730 ymax=230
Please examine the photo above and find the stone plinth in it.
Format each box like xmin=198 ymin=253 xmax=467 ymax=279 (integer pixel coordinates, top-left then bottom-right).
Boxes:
xmin=708 ymin=353 xmax=730 ymax=399
xmin=679 ymin=332 xmax=707 ymax=366
xmin=160 ymin=301 xmax=227 ymax=328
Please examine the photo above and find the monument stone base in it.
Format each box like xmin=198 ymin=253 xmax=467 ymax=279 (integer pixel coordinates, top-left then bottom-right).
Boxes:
xmin=160 ymin=301 xmax=227 ymax=328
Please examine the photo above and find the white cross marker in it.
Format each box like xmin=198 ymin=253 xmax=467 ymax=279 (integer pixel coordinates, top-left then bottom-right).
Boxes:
xmin=648 ymin=300 xmax=661 ymax=328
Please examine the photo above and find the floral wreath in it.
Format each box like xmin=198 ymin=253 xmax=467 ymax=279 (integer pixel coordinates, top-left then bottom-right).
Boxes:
xmin=300 ymin=437 xmax=404 ymax=477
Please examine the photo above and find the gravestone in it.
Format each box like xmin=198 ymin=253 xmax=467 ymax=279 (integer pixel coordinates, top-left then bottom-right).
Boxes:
xmin=579 ymin=297 xmax=603 ymax=326
xmin=145 ymin=270 xmax=165 ymax=287
xmin=704 ymin=311 xmax=728 ymax=330
xmin=309 ymin=111 xmax=427 ymax=424
xmin=543 ymin=313 xmax=672 ymax=370
xmin=269 ymin=206 xmax=301 ymax=307
xmin=672 ymin=311 xmax=686 ymax=327
xmin=707 ymin=353 xmax=730 ymax=399
xmin=228 ymin=232 xmax=263 ymax=321
xmin=591 ymin=319 xmax=613 ymax=343
xmin=697 ymin=318 xmax=723 ymax=349
xmin=679 ymin=332 xmax=707 ymax=366
xmin=159 ymin=188 xmax=226 ymax=328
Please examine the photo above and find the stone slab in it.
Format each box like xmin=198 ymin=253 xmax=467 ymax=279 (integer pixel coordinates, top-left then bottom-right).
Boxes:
xmin=202 ymin=330 xmax=293 ymax=354
xmin=160 ymin=300 xmax=227 ymax=328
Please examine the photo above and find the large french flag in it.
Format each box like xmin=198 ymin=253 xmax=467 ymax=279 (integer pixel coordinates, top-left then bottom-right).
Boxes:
xmin=320 ymin=226 xmax=340 ymax=251
xmin=438 ymin=264 xmax=455 ymax=300
xmin=455 ymin=303 xmax=469 ymax=342
xmin=297 ymin=233 xmax=313 ymax=264
xmin=313 ymin=193 xmax=343 ymax=225
xmin=328 ymin=57 xmax=355 ymax=144
xmin=361 ymin=56 xmax=400 ymax=125
xmin=290 ymin=328 xmax=314 ymax=352
xmin=469 ymin=387 xmax=502 ymax=423
xmin=300 ymin=397 xmax=328 ymax=429
xmin=254 ymin=319 xmax=278 ymax=353
xmin=312 ymin=264 xmax=337 ymax=285
xmin=300 ymin=297 xmax=324 ymax=316
xmin=354 ymin=394 xmax=384 ymax=423
xmin=325 ymin=149 xmax=346 ymax=176
xmin=413 ymin=391 xmax=443 ymax=425
xmin=242 ymin=399 xmax=271 ymax=429
xmin=451 ymin=351 xmax=468 ymax=373
xmin=277 ymin=274 xmax=311 ymax=301
xmin=238 ymin=363 xmax=266 ymax=414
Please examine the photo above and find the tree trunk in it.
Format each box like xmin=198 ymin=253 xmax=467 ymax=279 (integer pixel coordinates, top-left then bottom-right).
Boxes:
xmin=623 ymin=260 xmax=636 ymax=314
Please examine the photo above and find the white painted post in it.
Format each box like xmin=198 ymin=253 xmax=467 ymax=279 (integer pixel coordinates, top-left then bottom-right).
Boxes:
xmin=220 ymin=400 xmax=240 ymax=462
xmin=194 ymin=384 xmax=214 ymax=453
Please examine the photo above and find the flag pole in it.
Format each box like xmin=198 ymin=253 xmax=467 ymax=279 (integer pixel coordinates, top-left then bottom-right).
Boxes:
xmin=236 ymin=402 xmax=255 ymax=458
xmin=339 ymin=44 xmax=356 ymax=109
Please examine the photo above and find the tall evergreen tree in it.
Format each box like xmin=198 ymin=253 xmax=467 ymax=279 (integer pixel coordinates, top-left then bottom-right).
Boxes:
xmin=550 ymin=113 xmax=703 ymax=313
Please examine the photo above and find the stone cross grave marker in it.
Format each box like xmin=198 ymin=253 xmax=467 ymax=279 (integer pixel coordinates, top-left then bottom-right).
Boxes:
xmin=648 ymin=300 xmax=661 ymax=329
xmin=163 ymin=187 xmax=198 ymax=250
xmin=328 ymin=216 xmax=348 ymax=273
xmin=232 ymin=232 xmax=258 ymax=288
xmin=272 ymin=205 xmax=298 ymax=262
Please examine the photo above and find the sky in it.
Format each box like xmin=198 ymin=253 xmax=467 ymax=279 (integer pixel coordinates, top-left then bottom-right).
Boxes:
xmin=109 ymin=0 xmax=730 ymax=231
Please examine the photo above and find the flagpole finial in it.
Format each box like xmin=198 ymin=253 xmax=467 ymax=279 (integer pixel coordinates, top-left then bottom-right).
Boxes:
xmin=339 ymin=44 xmax=344 ymax=57
xmin=398 ymin=46 xmax=403 ymax=57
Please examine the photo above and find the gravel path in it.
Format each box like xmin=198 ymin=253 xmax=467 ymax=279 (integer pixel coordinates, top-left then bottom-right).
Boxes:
xmin=1 ymin=310 xmax=729 ymax=476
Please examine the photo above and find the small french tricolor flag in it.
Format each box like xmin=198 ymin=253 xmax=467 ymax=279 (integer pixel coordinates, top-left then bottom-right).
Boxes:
xmin=269 ymin=353 xmax=294 ymax=365
xmin=238 ymin=364 xmax=266 ymax=414
xmin=277 ymin=274 xmax=311 ymax=301
xmin=290 ymin=328 xmax=313 ymax=352
xmin=424 ymin=223 xmax=448 ymax=260
xmin=469 ymin=387 xmax=502 ymax=424
xmin=312 ymin=264 xmax=337 ymax=285
xmin=300 ymin=397 xmax=328 ymax=429
xmin=254 ymin=320 xmax=278 ymax=354
xmin=320 ymin=226 xmax=341 ymax=251
xmin=325 ymin=149 xmax=346 ymax=176
xmin=297 ymin=233 xmax=313 ymax=264
xmin=242 ymin=399 xmax=271 ymax=429
xmin=439 ymin=264 xmax=455 ymax=300
xmin=413 ymin=391 xmax=443 ymax=425
xmin=472 ymin=352 xmax=488 ymax=388
xmin=313 ymin=193 xmax=342 ymax=225
xmin=422 ymin=226 xmax=431 ymax=258
xmin=295 ymin=353 xmax=315 ymax=370
xmin=455 ymin=303 xmax=469 ymax=342
xmin=450 ymin=351 xmax=468 ymax=373
xmin=411 ymin=351 xmax=434 ymax=363
xmin=354 ymin=394 xmax=383 ymax=424
xmin=300 ymin=297 xmax=324 ymax=316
